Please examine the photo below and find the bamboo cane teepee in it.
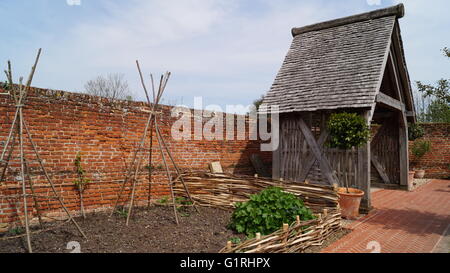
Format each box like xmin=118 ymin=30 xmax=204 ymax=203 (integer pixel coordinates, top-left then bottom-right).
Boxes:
xmin=111 ymin=61 xmax=198 ymax=226
xmin=0 ymin=49 xmax=86 ymax=253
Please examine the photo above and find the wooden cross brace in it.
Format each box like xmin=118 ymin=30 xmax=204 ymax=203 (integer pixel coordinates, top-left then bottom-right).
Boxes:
xmin=297 ymin=118 xmax=339 ymax=187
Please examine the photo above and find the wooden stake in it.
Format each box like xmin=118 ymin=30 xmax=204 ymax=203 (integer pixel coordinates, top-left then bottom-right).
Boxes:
xmin=111 ymin=74 xmax=162 ymax=217
xmin=256 ymin=232 xmax=261 ymax=249
xmin=227 ymin=241 xmax=232 ymax=251
xmin=154 ymin=122 xmax=199 ymax=214
xmin=24 ymin=159 xmax=44 ymax=229
xmin=155 ymin=120 xmax=179 ymax=225
xmin=19 ymin=108 xmax=32 ymax=253
xmin=23 ymin=120 xmax=86 ymax=239
xmin=283 ymin=223 xmax=289 ymax=244
xmin=0 ymin=129 xmax=18 ymax=183
xmin=1 ymin=49 xmax=87 ymax=249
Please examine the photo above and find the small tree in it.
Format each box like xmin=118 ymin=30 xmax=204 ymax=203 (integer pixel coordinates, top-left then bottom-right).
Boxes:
xmin=253 ymin=95 xmax=265 ymax=111
xmin=408 ymin=123 xmax=425 ymax=141
xmin=327 ymin=112 xmax=370 ymax=192
xmin=84 ymin=73 xmax=133 ymax=101
xmin=415 ymin=47 xmax=450 ymax=122
xmin=73 ymin=152 xmax=90 ymax=218
xmin=412 ymin=140 xmax=431 ymax=159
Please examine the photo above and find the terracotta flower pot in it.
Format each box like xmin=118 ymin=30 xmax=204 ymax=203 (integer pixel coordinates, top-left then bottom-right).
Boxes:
xmin=414 ymin=170 xmax=425 ymax=179
xmin=337 ymin=187 xmax=365 ymax=220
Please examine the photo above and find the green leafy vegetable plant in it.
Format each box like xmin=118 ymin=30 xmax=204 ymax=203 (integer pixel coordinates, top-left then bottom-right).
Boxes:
xmin=116 ymin=208 xmax=128 ymax=218
xmin=229 ymin=187 xmax=315 ymax=237
xmin=157 ymin=196 xmax=169 ymax=204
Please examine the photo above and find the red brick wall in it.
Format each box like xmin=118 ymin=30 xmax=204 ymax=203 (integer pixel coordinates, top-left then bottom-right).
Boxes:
xmin=409 ymin=123 xmax=450 ymax=179
xmin=0 ymin=87 xmax=271 ymax=226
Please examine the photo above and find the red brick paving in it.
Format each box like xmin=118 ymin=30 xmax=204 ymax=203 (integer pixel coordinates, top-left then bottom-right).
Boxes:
xmin=322 ymin=180 xmax=450 ymax=253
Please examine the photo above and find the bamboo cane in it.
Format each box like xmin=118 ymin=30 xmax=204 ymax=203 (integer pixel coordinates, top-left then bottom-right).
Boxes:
xmin=19 ymin=106 xmax=32 ymax=253
xmin=23 ymin=120 xmax=86 ymax=239
xmin=24 ymin=159 xmax=44 ymax=229
xmin=124 ymin=70 xmax=168 ymax=224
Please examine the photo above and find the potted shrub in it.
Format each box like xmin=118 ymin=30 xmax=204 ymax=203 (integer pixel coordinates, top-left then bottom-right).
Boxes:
xmin=411 ymin=140 xmax=431 ymax=179
xmin=327 ymin=112 xmax=370 ymax=220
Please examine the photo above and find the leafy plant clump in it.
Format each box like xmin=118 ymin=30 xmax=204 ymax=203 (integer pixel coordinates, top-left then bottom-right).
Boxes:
xmin=412 ymin=140 xmax=431 ymax=158
xmin=116 ymin=208 xmax=128 ymax=218
xmin=408 ymin=123 xmax=425 ymax=141
xmin=327 ymin=112 xmax=370 ymax=150
xmin=229 ymin=187 xmax=315 ymax=237
xmin=0 ymin=81 xmax=10 ymax=91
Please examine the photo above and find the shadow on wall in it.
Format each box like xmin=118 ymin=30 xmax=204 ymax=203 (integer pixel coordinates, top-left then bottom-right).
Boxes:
xmin=231 ymin=141 xmax=272 ymax=177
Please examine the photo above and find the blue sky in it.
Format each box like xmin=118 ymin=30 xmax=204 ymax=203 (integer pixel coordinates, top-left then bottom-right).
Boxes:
xmin=0 ymin=0 xmax=449 ymax=110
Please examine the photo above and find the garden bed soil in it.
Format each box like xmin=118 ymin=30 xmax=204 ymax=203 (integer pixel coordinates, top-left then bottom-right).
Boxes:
xmin=0 ymin=206 xmax=245 ymax=253
xmin=0 ymin=206 xmax=346 ymax=253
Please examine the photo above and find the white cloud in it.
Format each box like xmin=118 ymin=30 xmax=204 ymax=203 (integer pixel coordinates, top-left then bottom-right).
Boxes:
xmin=4 ymin=0 xmax=448 ymax=108
xmin=35 ymin=0 xmax=340 ymax=105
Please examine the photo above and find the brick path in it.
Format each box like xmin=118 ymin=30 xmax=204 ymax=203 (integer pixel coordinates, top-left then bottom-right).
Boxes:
xmin=323 ymin=180 xmax=450 ymax=253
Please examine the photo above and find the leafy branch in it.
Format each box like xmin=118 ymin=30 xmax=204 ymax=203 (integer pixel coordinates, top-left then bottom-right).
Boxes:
xmin=73 ymin=152 xmax=90 ymax=218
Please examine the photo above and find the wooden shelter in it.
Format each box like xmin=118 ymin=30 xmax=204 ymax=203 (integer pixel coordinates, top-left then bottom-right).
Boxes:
xmin=260 ymin=4 xmax=416 ymax=210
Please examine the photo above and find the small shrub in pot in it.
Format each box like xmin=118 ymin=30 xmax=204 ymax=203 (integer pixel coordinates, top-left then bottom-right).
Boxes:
xmin=327 ymin=112 xmax=370 ymax=219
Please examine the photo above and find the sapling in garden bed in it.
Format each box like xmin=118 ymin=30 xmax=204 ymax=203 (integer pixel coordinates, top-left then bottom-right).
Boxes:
xmin=73 ymin=152 xmax=90 ymax=219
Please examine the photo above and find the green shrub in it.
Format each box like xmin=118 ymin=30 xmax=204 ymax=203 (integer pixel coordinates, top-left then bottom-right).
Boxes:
xmin=228 ymin=187 xmax=315 ymax=237
xmin=408 ymin=123 xmax=425 ymax=141
xmin=412 ymin=140 xmax=431 ymax=158
xmin=0 ymin=81 xmax=9 ymax=90
xmin=327 ymin=112 xmax=370 ymax=149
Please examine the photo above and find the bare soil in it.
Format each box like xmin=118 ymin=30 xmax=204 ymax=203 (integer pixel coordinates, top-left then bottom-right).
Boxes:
xmin=0 ymin=206 xmax=244 ymax=253
xmin=0 ymin=206 xmax=347 ymax=253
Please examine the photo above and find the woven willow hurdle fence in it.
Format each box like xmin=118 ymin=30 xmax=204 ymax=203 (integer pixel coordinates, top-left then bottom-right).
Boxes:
xmin=174 ymin=172 xmax=342 ymax=253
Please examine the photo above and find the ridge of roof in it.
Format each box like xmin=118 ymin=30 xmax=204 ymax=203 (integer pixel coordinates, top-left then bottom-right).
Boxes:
xmin=291 ymin=3 xmax=404 ymax=37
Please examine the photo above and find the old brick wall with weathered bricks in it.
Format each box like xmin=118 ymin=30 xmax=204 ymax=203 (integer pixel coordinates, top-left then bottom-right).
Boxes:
xmin=0 ymin=87 xmax=271 ymax=226
xmin=409 ymin=123 xmax=450 ymax=179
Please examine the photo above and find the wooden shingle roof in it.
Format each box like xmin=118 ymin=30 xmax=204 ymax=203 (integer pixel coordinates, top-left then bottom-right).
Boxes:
xmin=261 ymin=4 xmax=407 ymax=114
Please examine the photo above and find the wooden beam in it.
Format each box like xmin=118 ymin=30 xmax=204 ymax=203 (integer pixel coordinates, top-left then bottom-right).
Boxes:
xmin=388 ymin=50 xmax=408 ymax=127
xmin=298 ymin=118 xmax=338 ymax=186
xmin=371 ymin=155 xmax=390 ymax=184
xmin=292 ymin=4 xmax=404 ymax=36
xmin=398 ymin=113 xmax=409 ymax=188
xmin=272 ymin=137 xmax=281 ymax=180
xmin=359 ymin=110 xmax=372 ymax=211
xmin=376 ymin=92 xmax=404 ymax=111
xmin=389 ymin=48 xmax=409 ymax=187
xmin=406 ymin=111 xmax=415 ymax=117
xmin=298 ymin=130 xmax=329 ymax=182
xmin=391 ymin=22 xmax=416 ymax=123
xmin=388 ymin=50 xmax=404 ymax=103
